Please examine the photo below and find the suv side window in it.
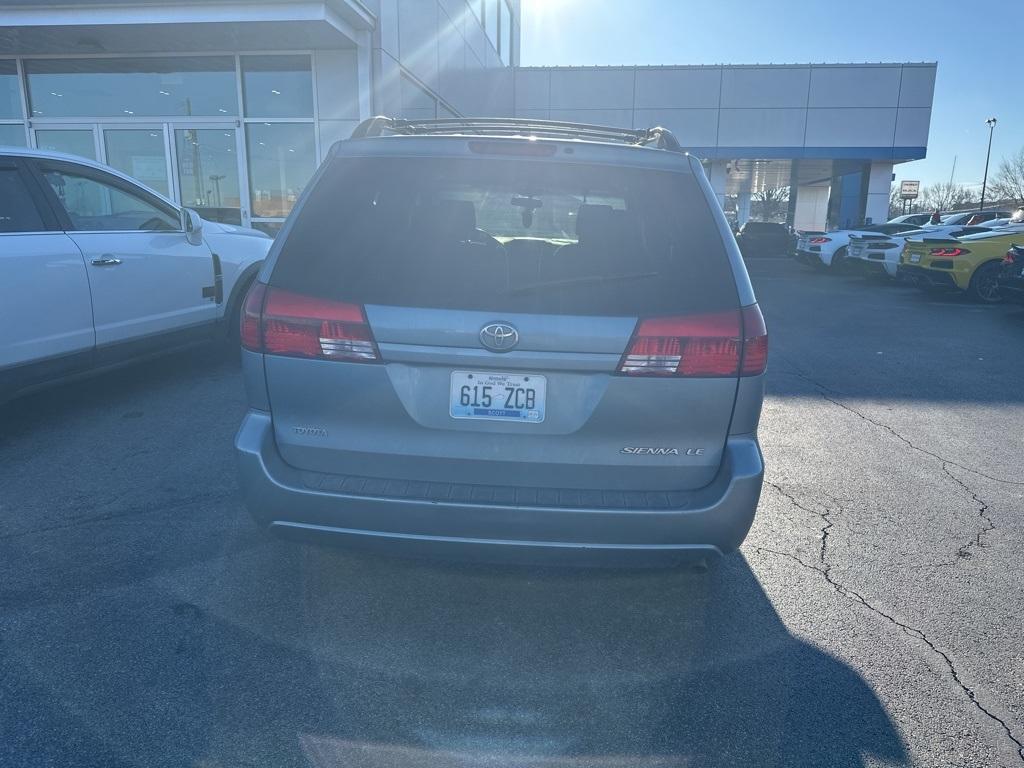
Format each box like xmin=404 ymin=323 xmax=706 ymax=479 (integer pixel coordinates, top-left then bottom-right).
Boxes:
xmin=0 ymin=166 xmax=46 ymax=233
xmin=38 ymin=162 xmax=180 ymax=233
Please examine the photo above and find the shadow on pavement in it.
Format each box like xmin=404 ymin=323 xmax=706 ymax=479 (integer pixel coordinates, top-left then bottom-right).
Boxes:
xmin=1 ymin=545 xmax=908 ymax=768
xmin=0 ymin=344 xmax=237 ymax=440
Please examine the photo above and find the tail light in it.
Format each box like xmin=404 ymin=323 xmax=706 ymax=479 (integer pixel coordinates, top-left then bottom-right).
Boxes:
xmin=1004 ymin=246 xmax=1022 ymax=265
xmin=240 ymin=281 xmax=266 ymax=350
xmin=240 ymin=282 xmax=379 ymax=363
xmin=809 ymin=237 xmax=832 ymax=244
xmin=929 ymin=247 xmax=969 ymax=257
xmin=618 ymin=305 xmax=767 ymax=378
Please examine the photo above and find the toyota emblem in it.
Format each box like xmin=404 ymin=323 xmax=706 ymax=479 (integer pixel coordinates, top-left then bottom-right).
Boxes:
xmin=479 ymin=322 xmax=519 ymax=352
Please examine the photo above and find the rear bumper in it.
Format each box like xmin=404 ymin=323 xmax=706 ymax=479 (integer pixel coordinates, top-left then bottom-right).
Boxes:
xmin=793 ymin=249 xmax=822 ymax=267
xmin=234 ymin=410 xmax=764 ymax=565
xmin=851 ymin=252 xmax=899 ymax=278
xmin=898 ymin=264 xmax=959 ymax=290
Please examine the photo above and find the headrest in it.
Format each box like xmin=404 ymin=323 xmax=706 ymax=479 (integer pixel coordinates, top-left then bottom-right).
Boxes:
xmin=436 ymin=199 xmax=476 ymax=237
xmin=574 ymin=204 xmax=616 ymax=240
xmin=410 ymin=199 xmax=477 ymax=240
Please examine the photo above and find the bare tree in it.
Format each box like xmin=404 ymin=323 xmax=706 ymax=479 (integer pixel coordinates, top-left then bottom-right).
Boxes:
xmin=751 ymin=186 xmax=790 ymax=222
xmin=889 ymin=185 xmax=904 ymax=219
xmin=989 ymin=147 xmax=1024 ymax=205
xmin=921 ymin=181 xmax=973 ymax=212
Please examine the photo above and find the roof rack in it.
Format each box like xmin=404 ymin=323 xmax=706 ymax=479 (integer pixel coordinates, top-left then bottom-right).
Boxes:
xmin=349 ymin=116 xmax=682 ymax=152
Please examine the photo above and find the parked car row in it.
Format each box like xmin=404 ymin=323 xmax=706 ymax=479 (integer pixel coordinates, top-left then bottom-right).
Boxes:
xmin=793 ymin=207 xmax=1024 ymax=304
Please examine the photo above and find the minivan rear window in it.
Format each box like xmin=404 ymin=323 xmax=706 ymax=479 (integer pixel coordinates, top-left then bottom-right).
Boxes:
xmin=271 ymin=155 xmax=737 ymax=317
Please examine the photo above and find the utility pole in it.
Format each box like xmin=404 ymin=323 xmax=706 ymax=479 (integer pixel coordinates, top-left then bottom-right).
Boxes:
xmin=980 ymin=117 xmax=997 ymax=211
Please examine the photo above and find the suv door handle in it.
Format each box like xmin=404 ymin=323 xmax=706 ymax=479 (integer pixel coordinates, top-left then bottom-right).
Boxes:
xmin=91 ymin=256 xmax=122 ymax=266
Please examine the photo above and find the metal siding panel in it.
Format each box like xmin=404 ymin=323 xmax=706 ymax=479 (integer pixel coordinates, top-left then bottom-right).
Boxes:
xmin=513 ymin=68 xmax=550 ymax=109
xmin=548 ymin=68 xmax=635 ymax=110
xmin=894 ymin=107 xmax=932 ymax=148
xmin=315 ymin=49 xmax=360 ymax=121
xmin=805 ymin=108 xmax=898 ymax=147
xmin=808 ymin=66 xmax=902 ymax=108
xmin=720 ymin=67 xmax=810 ymax=109
xmin=897 ymin=65 xmax=937 ymax=108
xmin=633 ymin=67 xmax=722 ymax=109
xmin=397 ymin=0 xmax=439 ymax=90
xmin=717 ymin=108 xmax=807 ymax=147
xmin=547 ymin=108 xmax=634 ymax=128
xmin=632 ymin=108 xmax=719 ymax=147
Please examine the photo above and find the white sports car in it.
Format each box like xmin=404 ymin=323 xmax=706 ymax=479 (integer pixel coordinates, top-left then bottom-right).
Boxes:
xmin=794 ymin=222 xmax=921 ymax=270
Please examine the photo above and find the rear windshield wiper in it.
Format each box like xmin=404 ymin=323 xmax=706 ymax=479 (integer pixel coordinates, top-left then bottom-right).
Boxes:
xmin=502 ymin=272 xmax=660 ymax=295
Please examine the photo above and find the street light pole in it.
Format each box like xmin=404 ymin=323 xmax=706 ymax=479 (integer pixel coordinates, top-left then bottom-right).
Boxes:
xmin=980 ymin=117 xmax=997 ymax=211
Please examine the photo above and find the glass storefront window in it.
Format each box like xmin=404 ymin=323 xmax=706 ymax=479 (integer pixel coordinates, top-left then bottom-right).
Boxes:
xmin=103 ymin=129 xmax=170 ymax=197
xmin=25 ymin=57 xmax=237 ymax=118
xmin=1 ymin=60 xmax=21 ymax=119
xmin=35 ymin=129 xmax=96 ymax=160
xmin=241 ymin=55 xmax=313 ymax=119
xmin=245 ymin=123 xmax=315 ymax=219
xmin=0 ymin=123 xmax=27 ymax=146
xmin=174 ymin=128 xmax=241 ymax=223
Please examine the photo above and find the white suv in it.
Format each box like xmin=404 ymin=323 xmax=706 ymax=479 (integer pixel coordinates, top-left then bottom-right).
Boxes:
xmin=0 ymin=147 xmax=272 ymax=401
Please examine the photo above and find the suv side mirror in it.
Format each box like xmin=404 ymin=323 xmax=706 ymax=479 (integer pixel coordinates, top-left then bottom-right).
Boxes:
xmin=182 ymin=208 xmax=204 ymax=246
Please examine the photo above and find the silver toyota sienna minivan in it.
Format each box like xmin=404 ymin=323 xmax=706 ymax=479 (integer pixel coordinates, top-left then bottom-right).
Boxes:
xmin=234 ymin=117 xmax=766 ymax=565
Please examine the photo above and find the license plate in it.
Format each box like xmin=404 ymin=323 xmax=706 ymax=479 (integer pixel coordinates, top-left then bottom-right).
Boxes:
xmin=850 ymin=246 xmax=863 ymax=257
xmin=797 ymin=239 xmax=807 ymax=250
xmin=910 ymin=253 xmax=922 ymax=263
xmin=450 ymin=371 xmax=546 ymax=423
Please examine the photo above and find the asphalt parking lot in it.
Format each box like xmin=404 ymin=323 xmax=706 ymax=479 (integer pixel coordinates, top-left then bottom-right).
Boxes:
xmin=2 ymin=259 xmax=1023 ymax=768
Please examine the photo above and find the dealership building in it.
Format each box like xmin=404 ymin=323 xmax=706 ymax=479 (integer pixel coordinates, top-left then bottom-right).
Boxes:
xmin=0 ymin=1 xmax=935 ymax=234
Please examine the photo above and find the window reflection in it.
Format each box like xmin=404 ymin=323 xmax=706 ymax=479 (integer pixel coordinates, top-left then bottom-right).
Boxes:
xmin=26 ymin=57 xmax=237 ymax=118
xmin=0 ymin=123 xmax=26 ymax=147
xmin=245 ymin=123 xmax=315 ymax=218
xmin=41 ymin=166 xmax=179 ymax=232
xmin=1 ymin=59 xmax=21 ymax=119
xmin=35 ymin=129 xmax=96 ymax=160
xmin=242 ymin=55 xmax=313 ymax=119
xmin=174 ymin=128 xmax=241 ymax=222
xmin=104 ymin=129 xmax=169 ymax=197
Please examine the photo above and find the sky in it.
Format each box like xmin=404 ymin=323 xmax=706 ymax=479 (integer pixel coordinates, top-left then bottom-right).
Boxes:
xmin=519 ymin=0 xmax=1023 ymax=193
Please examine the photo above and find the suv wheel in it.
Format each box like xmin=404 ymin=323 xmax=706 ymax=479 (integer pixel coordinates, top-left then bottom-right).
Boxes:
xmin=969 ymin=261 xmax=1003 ymax=303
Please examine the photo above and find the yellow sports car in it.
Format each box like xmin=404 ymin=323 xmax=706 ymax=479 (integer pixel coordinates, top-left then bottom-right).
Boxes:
xmin=899 ymin=209 xmax=1024 ymax=302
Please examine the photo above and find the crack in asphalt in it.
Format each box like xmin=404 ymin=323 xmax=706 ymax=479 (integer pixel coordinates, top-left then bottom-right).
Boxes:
xmin=774 ymin=357 xmax=1024 ymax=487
xmin=941 ymin=463 xmax=996 ymax=563
xmin=768 ymin=482 xmax=835 ymax=566
xmin=774 ymin=355 xmax=1003 ymax=565
xmin=759 ymin=484 xmax=1024 ymax=763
